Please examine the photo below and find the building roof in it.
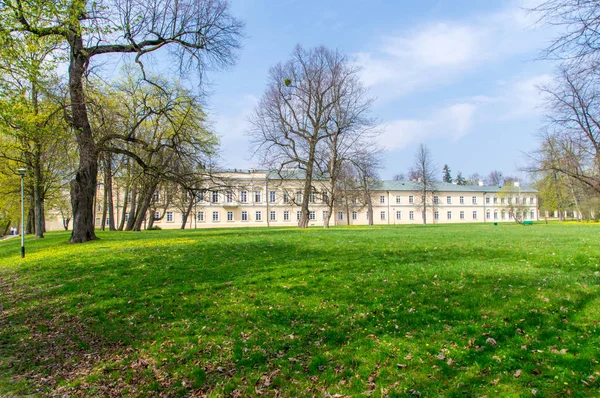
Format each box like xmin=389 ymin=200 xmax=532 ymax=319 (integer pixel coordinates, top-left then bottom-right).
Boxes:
xmin=380 ymin=180 xmax=537 ymax=193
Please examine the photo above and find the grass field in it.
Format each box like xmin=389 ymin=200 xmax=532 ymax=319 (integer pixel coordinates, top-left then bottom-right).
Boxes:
xmin=0 ymin=223 xmax=599 ymax=397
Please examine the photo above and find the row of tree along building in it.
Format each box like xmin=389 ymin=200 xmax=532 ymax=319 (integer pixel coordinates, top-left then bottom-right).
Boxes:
xmin=46 ymin=169 xmax=539 ymax=231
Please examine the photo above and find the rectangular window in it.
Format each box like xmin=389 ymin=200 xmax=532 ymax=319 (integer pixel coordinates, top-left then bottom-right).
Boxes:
xmin=154 ymin=211 xmax=160 ymax=221
xmin=409 ymin=195 xmax=414 ymax=204
xmin=309 ymin=191 xmax=316 ymax=203
xmin=212 ymin=191 xmax=219 ymax=203
xmin=459 ymin=196 xmax=464 ymax=204
xmin=396 ymin=211 xmax=402 ymax=220
xmin=409 ymin=211 xmax=414 ymax=220
xmin=501 ymin=197 xmax=505 ymax=204
xmin=381 ymin=211 xmax=386 ymax=221
xmin=396 ymin=195 xmax=402 ymax=204
xmin=197 ymin=211 xmax=204 ymax=222
xmin=530 ymin=196 xmax=535 ymax=204
xmin=309 ymin=211 xmax=316 ymax=220
xmin=494 ymin=211 xmax=498 ymax=220
xmin=486 ymin=211 xmax=491 ymax=219
xmin=295 ymin=191 xmax=302 ymax=203
xmin=270 ymin=210 xmax=276 ymax=221
xmin=447 ymin=196 xmax=452 ymax=204
xmin=152 ymin=192 xmax=160 ymax=202
xmin=227 ymin=211 xmax=234 ymax=221
xmin=473 ymin=211 xmax=477 ymax=219
xmin=296 ymin=211 xmax=301 ymax=221
xmin=269 ymin=191 xmax=276 ymax=203
xmin=338 ymin=211 xmax=344 ymax=220
xmin=502 ymin=211 xmax=506 ymax=220
xmin=486 ymin=197 xmax=490 ymax=204
xmin=284 ymin=211 xmax=290 ymax=221
xmin=447 ymin=211 xmax=452 ymax=220
xmin=240 ymin=190 xmax=248 ymax=203
xmin=226 ymin=190 xmax=233 ymax=203
xmin=197 ymin=191 xmax=204 ymax=202
xmin=254 ymin=191 xmax=261 ymax=203
xmin=434 ymin=211 xmax=439 ymax=220
xmin=323 ymin=210 xmax=328 ymax=220
xmin=255 ymin=211 xmax=262 ymax=221
xmin=322 ymin=191 xmax=329 ymax=203
xmin=212 ymin=211 xmax=219 ymax=222
xmin=530 ymin=211 xmax=535 ymax=219
xmin=283 ymin=192 xmax=290 ymax=203
xmin=493 ymin=197 xmax=498 ymax=204
xmin=352 ymin=211 xmax=358 ymax=220
xmin=472 ymin=196 xmax=477 ymax=204
xmin=380 ymin=195 xmax=386 ymax=204
xmin=460 ymin=211 xmax=465 ymax=220
xmin=241 ymin=211 xmax=248 ymax=221
xmin=433 ymin=196 xmax=439 ymax=204
xmin=351 ymin=198 xmax=357 ymax=205
xmin=166 ymin=211 xmax=173 ymax=222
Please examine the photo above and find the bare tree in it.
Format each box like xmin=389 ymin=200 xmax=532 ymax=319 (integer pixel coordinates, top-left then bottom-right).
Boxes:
xmin=392 ymin=173 xmax=405 ymax=181
xmin=1 ymin=0 xmax=243 ymax=242
xmin=250 ymin=45 xmax=373 ymax=228
xmin=352 ymin=148 xmax=383 ymax=226
xmin=410 ymin=143 xmax=438 ymax=225
xmin=487 ymin=170 xmax=504 ymax=187
xmin=531 ymin=0 xmax=600 ymax=68
xmin=534 ymin=68 xmax=600 ymax=194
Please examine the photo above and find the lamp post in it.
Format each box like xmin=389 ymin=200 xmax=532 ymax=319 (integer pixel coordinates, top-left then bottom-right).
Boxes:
xmin=16 ymin=168 xmax=27 ymax=258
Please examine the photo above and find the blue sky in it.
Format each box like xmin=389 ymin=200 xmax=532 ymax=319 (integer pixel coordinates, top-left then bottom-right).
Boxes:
xmin=180 ymin=0 xmax=556 ymax=180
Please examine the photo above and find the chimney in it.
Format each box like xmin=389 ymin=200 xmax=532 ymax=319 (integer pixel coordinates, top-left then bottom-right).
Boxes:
xmin=478 ymin=180 xmax=484 ymax=186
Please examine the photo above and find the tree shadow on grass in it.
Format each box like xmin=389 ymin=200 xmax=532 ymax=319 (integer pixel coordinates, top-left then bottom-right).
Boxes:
xmin=0 ymin=228 xmax=599 ymax=396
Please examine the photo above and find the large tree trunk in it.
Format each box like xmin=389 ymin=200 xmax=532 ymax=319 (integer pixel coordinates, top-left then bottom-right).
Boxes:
xmin=26 ymin=194 xmax=35 ymax=235
xmin=69 ymin=33 xmax=98 ymax=243
xmin=299 ymin=140 xmax=317 ymax=228
xmin=133 ymin=184 xmax=157 ymax=231
xmin=125 ymin=186 xmax=138 ymax=231
xmin=33 ymin=152 xmax=44 ymax=238
xmin=103 ymin=154 xmax=116 ymax=230
xmin=180 ymin=198 xmax=194 ymax=229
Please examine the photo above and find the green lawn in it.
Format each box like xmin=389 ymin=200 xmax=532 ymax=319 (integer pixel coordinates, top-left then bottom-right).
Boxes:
xmin=0 ymin=223 xmax=599 ymax=397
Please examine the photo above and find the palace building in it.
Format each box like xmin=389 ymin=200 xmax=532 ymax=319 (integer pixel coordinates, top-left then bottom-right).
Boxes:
xmin=47 ymin=169 xmax=539 ymax=231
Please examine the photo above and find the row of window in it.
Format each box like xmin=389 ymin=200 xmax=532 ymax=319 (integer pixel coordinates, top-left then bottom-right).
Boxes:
xmin=195 ymin=190 xmax=330 ymax=205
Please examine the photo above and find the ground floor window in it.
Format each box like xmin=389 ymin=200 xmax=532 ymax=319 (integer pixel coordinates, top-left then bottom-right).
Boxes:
xmin=255 ymin=211 xmax=262 ymax=221
xmin=486 ymin=210 xmax=491 ymax=219
xmin=434 ymin=211 xmax=439 ymax=220
xmin=296 ymin=211 xmax=301 ymax=221
xmin=309 ymin=211 xmax=316 ymax=220
xmin=447 ymin=211 xmax=452 ymax=220
xmin=353 ymin=211 xmax=358 ymax=220
xmin=166 ymin=211 xmax=173 ymax=222
xmin=460 ymin=211 xmax=464 ymax=220
xmin=212 ymin=211 xmax=219 ymax=222
xmin=472 ymin=211 xmax=477 ymax=220
xmin=530 ymin=211 xmax=535 ymax=219
xmin=197 ymin=212 xmax=204 ymax=222
xmin=284 ymin=211 xmax=290 ymax=221
xmin=338 ymin=211 xmax=344 ymax=220
xmin=396 ymin=211 xmax=401 ymax=220
xmin=323 ymin=210 xmax=328 ymax=220
xmin=494 ymin=210 xmax=498 ymax=220
xmin=270 ymin=211 xmax=276 ymax=221
xmin=242 ymin=211 xmax=248 ymax=221
xmin=381 ymin=211 xmax=386 ymax=221
xmin=409 ymin=211 xmax=414 ymax=220
xmin=227 ymin=211 xmax=234 ymax=221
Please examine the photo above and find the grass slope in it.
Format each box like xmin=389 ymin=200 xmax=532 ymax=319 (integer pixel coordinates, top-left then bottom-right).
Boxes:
xmin=0 ymin=223 xmax=599 ymax=397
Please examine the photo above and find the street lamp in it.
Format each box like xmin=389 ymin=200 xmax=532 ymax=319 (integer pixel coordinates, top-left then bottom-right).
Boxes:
xmin=16 ymin=168 xmax=27 ymax=258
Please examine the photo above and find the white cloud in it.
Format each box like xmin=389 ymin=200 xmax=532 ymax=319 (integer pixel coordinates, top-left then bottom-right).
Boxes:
xmin=379 ymin=102 xmax=477 ymax=150
xmin=357 ymin=2 xmax=551 ymax=100
xmin=379 ymin=73 xmax=552 ymax=151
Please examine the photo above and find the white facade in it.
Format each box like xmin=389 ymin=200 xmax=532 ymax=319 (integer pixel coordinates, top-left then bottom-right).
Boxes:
xmin=46 ymin=170 xmax=539 ymax=231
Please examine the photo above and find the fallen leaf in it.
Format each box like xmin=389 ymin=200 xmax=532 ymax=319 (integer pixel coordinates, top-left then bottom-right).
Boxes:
xmin=514 ymin=369 xmax=522 ymax=378
xmin=486 ymin=337 xmax=497 ymax=347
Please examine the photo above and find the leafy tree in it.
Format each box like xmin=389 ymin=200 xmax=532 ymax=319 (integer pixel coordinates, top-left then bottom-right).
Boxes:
xmin=454 ymin=171 xmax=467 ymax=185
xmin=0 ymin=0 xmax=243 ymax=242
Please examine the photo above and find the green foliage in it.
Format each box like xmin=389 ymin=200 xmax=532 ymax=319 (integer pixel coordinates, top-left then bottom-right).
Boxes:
xmin=454 ymin=171 xmax=466 ymax=185
xmin=442 ymin=164 xmax=452 ymax=183
xmin=1 ymin=224 xmax=599 ymax=396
